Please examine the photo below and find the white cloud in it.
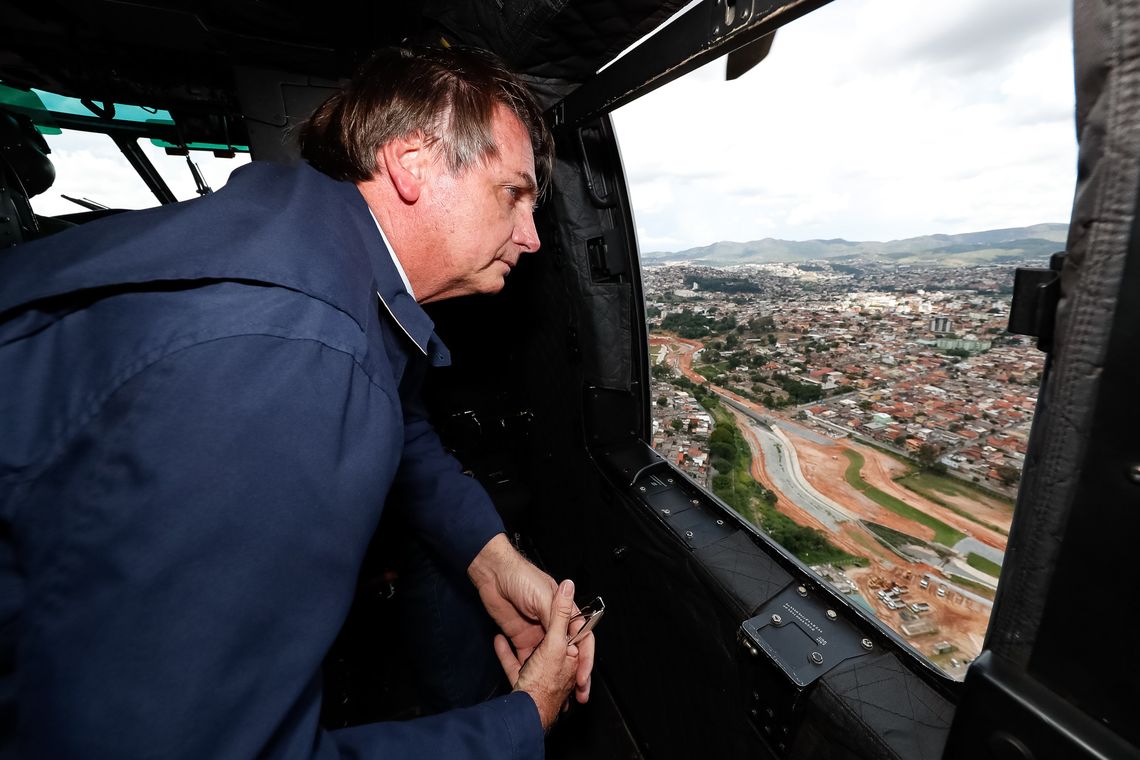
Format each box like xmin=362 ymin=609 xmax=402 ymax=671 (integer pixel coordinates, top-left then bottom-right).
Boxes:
xmin=33 ymin=129 xmax=249 ymax=216
xmin=612 ymin=0 xmax=1076 ymax=250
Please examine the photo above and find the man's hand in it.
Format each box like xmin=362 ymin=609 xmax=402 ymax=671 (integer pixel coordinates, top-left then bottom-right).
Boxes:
xmin=493 ymin=580 xmax=580 ymax=731
xmin=468 ymin=534 xmax=595 ymax=704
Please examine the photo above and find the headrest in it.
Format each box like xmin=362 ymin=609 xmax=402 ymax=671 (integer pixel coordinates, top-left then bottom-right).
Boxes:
xmin=0 ymin=110 xmax=56 ymax=198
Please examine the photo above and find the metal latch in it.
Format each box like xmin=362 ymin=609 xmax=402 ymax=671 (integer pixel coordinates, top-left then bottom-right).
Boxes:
xmin=1008 ymin=251 xmax=1065 ymax=352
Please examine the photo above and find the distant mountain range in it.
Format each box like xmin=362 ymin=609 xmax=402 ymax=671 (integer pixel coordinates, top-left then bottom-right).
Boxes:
xmin=641 ymin=224 xmax=1068 ymax=266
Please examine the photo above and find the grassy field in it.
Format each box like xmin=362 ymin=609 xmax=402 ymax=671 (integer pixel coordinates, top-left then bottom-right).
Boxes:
xmin=693 ymin=362 xmax=728 ymax=383
xmin=949 ymin=574 xmax=998 ymax=600
xmin=966 ymin=552 xmax=1003 ymax=577
xmin=897 ymin=471 xmax=1012 ymax=536
xmin=843 ymin=449 xmax=966 ymax=546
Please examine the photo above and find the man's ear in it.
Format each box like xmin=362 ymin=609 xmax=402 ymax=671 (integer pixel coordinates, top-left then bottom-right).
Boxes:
xmin=379 ymin=134 xmax=431 ymax=203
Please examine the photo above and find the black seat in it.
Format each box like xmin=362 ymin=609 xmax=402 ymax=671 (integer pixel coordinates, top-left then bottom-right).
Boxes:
xmin=0 ymin=109 xmax=66 ymax=248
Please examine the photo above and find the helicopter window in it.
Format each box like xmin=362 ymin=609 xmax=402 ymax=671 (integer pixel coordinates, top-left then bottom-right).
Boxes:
xmin=141 ymin=141 xmax=251 ymax=202
xmin=28 ymin=130 xmax=250 ymax=216
xmin=614 ymin=0 xmax=1072 ymax=680
xmin=32 ymin=130 xmax=162 ymax=214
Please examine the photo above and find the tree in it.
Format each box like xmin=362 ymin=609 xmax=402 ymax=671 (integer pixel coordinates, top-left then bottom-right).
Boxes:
xmin=656 ymin=396 xmax=668 ymax=407
xmin=767 ymin=334 xmax=777 ymax=346
xmin=916 ymin=443 xmax=944 ymax=472
xmin=858 ymin=399 xmax=873 ymax=411
xmin=996 ymin=464 xmax=1020 ymax=486
xmin=670 ymin=419 xmax=683 ymax=432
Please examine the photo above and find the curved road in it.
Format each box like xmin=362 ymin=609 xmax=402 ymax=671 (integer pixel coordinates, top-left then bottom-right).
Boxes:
xmin=736 ymin=413 xmax=851 ymax=533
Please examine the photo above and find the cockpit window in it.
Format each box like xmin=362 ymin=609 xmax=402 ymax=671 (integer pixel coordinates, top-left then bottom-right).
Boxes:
xmin=2 ymin=83 xmax=252 ymax=214
xmin=616 ymin=0 xmax=1072 ymax=680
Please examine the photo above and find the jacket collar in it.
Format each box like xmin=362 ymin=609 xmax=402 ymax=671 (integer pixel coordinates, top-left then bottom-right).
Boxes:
xmin=362 ymin=210 xmax=450 ymax=367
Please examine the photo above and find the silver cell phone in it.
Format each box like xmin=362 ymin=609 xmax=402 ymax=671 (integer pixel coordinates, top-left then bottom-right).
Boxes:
xmin=568 ymin=596 xmax=604 ymax=645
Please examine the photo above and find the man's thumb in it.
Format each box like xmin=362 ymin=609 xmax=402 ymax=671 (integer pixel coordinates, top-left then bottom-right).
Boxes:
xmin=547 ymin=580 xmax=575 ymax=639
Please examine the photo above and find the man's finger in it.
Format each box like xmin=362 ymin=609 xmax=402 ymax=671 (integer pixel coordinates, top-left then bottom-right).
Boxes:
xmin=493 ymin=634 xmax=522 ymax=684
xmin=575 ymin=630 xmax=595 ymax=702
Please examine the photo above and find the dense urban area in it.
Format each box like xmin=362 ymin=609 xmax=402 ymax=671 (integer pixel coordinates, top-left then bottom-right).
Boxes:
xmin=646 ymin=259 xmax=1039 ymax=678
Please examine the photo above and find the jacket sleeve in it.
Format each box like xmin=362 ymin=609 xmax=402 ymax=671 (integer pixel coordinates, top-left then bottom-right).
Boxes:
xmin=11 ymin=334 xmax=542 ymax=760
xmin=386 ymin=393 xmax=507 ymax=572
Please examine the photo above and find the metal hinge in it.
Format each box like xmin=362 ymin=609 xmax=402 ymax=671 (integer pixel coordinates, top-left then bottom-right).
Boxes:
xmin=1008 ymin=251 xmax=1065 ymax=352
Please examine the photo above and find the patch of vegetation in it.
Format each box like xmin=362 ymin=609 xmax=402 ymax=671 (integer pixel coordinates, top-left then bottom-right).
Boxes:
xmin=949 ymin=575 xmax=997 ymax=600
xmin=863 ymin=521 xmax=928 ymax=551
xmin=708 ymin=407 xmax=866 ymax=568
xmin=693 ymin=362 xmax=727 ymax=384
xmin=775 ymin=376 xmax=823 ymax=405
xmin=659 ymin=308 xmax=737 ymax=339
xmin=689 ymin=275 xmax=761 ymax=293
xmin=966 ymin=552 xmax=1002 ymax=577
xmin=842 ymin=450 xmax=966 ymax=546
xmin=896 ymin=473 xmax=1010 ymax=535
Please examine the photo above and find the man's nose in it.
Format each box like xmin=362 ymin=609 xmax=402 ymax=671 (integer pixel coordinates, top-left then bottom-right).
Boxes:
xmin=513 ymin=210 xmax=541 ymax=253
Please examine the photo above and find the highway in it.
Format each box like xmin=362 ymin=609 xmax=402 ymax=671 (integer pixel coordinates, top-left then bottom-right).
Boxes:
xmin=734 ymin=411 xmax=853 ymax=533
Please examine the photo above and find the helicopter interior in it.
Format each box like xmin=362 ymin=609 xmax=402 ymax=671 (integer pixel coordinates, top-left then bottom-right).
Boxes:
xmin=1 ymin=1 xmax=1138 ymax=758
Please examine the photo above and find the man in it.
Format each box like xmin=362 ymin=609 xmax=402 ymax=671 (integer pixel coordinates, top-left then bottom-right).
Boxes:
xmin=0 ymin=46 xmax=593 ymax=758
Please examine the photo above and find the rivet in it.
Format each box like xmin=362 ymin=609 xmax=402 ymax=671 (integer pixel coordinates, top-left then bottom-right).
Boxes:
xmin=826 ymin=609 xmax=837 ymax=620
xmin=862 ymin=638 xmax=873 ymax=650
xmin=771 ymin=614 xmax=783 ymax=625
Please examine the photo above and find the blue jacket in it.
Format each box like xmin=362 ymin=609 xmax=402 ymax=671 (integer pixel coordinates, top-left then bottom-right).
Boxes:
xmin=0 ymin=162 xmax=544 ymax=758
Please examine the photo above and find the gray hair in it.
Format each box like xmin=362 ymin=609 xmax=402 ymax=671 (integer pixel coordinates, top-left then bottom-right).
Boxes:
xmin=299 ymin=46 xmax=552 ymax=194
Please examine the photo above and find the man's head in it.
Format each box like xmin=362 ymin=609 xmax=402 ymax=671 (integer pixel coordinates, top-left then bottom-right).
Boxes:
xmin=299 ymin=47 xmax=553 ymax=303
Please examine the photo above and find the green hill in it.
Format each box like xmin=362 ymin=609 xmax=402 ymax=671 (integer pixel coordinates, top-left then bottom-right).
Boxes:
xmin=642 ymin=224 xmax=1067 ymax=267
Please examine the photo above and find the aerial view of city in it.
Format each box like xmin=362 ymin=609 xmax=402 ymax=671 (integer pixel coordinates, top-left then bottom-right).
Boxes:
xmin=644 ymin=228 xmax=1057 ymax=678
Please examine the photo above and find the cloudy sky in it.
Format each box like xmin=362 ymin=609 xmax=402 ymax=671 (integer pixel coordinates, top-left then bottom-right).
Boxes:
xmin=35 ymin=0 xmax=1074 ymax=253
xmin=611 ymin=0 xmax=1076 ymax=251
xmin=36 ymin=131 xmax=250 ymax=215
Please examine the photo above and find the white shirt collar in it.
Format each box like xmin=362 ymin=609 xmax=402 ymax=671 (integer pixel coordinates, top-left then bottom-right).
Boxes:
xmin=369 ymin=210 xmax=415 ymax=299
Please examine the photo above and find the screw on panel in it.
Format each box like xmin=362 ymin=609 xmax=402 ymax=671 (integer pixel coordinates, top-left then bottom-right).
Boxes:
xmin=862 ymin=638 xmax=873 ymax=650
xmin=639 ymin=486 xmax=646 ymax=492
xmin=685 ymin=530 xmax=694 ymax=539
xmin=662 ymin=508 xmax=671 ymax=515
xmin=797 ymin=585 xmax=808 ymax=597
xmin=667 ymin=478 xmax=674 ymax=484
xmin=771 ymin=614 xmax=783 ymax=625
xmin=809 ymin=651 xmax=824 ymax=665
xmin=826 ymin=609 xmax=838 ymax=620
xmin=716 ymin=519 xmax=724 ymax=526
xmin=691 ymin=499 xmax=700 ymax=505
xmin=1130 ymin=464 xmax=1140 ymax=484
